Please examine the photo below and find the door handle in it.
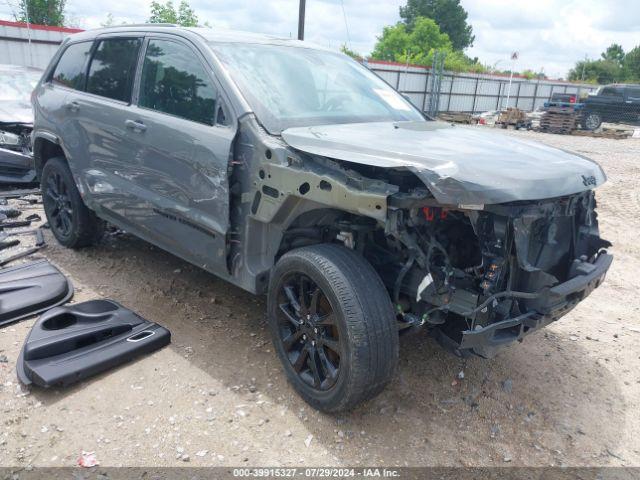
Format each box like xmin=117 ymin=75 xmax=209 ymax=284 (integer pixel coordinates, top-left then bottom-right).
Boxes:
xmin=125 ymin=119 xmax=147 ymax=133
xmin=65 ymin=101 xmax=80 ymax=112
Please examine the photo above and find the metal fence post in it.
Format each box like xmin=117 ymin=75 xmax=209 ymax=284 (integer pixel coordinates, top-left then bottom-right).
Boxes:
xmin=471 ymin=76 xmax=480 ymax=113
xmin=446 ymin=73 xmax=454 ymax=112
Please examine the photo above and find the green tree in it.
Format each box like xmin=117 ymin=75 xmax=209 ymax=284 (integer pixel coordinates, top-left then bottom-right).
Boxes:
xmin=399 ymin=0 xmax=474 ymax=50
xmin=622 ymin=46 xmax=640 ymax=82
xmin=601 ymin=43 xmax=625 ymax=64
xmin=567 ymin=59 xmax=623 ymax=84
xmin=15 ymin=0 xmax=66 ymax=26
xmin=340 ymin=44 xmax=362 ymax=60
xmin=371 ymin=17 xmax=483 ymax=72
xmin=149 ymin=0 xmax=199 ymax=27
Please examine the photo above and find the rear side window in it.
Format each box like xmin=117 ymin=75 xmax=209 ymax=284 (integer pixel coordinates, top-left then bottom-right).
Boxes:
xmin=139 ymin=39 xmax=217 ymax=125
xmin=86 ymin=38 xmax=142 ymax=102
xmin=626 ymin=88 xmax=640 ymax=100
xmin=52 ymin=42 xmax=92 ymax=90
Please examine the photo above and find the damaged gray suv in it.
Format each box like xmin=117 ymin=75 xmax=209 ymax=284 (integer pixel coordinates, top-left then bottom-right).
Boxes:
xmin=33 ymin=25 xmax=612 ymax=412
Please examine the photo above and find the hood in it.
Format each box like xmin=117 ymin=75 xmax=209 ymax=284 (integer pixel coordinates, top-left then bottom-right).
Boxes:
xmin=281 ymin=121 xmax=606 ymax=205
xmin=0 ymin=100 xmax=33 ymax=125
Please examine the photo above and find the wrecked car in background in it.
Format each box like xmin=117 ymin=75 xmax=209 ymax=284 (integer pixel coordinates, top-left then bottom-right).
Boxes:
xmin=32 ymin=26 xmax=612 ymax=412
xmin=0 ymin=64 xmax=41 ymax=184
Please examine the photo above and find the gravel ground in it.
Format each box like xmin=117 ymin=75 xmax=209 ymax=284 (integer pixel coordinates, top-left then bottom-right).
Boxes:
xmin=0 ymin=129 xmax=639 ymax=469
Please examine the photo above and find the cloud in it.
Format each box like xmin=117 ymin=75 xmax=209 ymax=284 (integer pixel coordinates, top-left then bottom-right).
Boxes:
xmin=3 ymin=0 xmax=637 ymax=79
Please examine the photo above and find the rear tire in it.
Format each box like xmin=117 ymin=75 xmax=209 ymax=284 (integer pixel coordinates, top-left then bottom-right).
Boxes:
xmin=267 ymin=244 xmax=399 ymax=412
xmin=41 ymin=156 xmax=104 ymax=248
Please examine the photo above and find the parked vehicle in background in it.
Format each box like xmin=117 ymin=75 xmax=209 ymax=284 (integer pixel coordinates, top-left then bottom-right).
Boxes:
xmin=32 ymin=25 xmax=612 ymax=412
xmin=0 ymin=64 xmax=42 ymax=183
xmin=549 ymin=92 xmax=578 ymax=105
xmin=581 ymin=84 xmax=640 ymax=130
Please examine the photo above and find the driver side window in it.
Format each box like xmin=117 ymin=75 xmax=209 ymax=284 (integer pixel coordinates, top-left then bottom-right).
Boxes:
xmin=139 ymin=39 xmax=217 ymax=125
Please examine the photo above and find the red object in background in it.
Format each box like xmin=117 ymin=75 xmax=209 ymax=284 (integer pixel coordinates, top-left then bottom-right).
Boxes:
xmin=422 ymin=207 xmax=448 ymax=221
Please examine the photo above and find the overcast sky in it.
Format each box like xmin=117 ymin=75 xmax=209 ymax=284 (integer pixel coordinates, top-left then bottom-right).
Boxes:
xmin=2 ymin=0 xmax=639 ymax=78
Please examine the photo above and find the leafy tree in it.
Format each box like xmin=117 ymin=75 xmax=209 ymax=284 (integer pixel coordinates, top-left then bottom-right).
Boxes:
xmin=340 ymin=44 xmax=362 ymax=60
xmin=149 ymin=0 xmax=199 ymax=27
xmin=399 ymin=0 xmax=474 ymax=50
xmin=567 ymin=59 xmax=623 ymax=84
xmin=601 ymin=43 xmax=625 ymax=64
xmin=371 ymin=17 xmax=483 ymax=72
xmin=567 ymin=43 xmax=640 ymax=83
xmin=15 ymin=0 xmax=66 ymax=26
xmin=622 ymin=46 xmax=640 ymax=82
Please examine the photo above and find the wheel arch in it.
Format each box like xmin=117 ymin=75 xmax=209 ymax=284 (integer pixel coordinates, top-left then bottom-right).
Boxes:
xmin=33 ymin=132 xmax=66 ymax=177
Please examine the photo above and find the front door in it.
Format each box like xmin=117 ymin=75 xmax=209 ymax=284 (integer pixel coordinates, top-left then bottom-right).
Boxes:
xmin=120 ymin=36 xmax=235 ymax=274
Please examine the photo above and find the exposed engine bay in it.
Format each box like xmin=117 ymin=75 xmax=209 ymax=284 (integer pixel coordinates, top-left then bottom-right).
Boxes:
xmin=228 ymin=117 xmax=612 ymax=358
xmin=0 ymin=122 xmax=32 ymax=155
xmin=274 ymin=162 xmax=612 ymax=358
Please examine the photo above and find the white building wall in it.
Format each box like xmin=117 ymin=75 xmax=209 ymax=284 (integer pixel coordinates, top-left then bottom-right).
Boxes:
xmin=0 ymin=21 xmax=81 ymax=69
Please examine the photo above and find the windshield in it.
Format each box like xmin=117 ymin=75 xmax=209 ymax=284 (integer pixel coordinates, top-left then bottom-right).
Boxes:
xmin=0 ymin=68 xmax=42 ymax=102
xmin=210 ymin=43 xmax=425 ymax=134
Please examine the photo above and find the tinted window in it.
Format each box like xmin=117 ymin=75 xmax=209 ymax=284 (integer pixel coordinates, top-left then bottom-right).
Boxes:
xmin=626 ymin=87 xmax=640 ymax=99
xmin=52 ymin=42 xmax=92 ymax=90
xmin=87 ymin=38 xmax=141 ymax=102
xmin=139 ymin=40 xmax=217 ymax=125
xmin=600 ymin=87 xmax=623 ymax=97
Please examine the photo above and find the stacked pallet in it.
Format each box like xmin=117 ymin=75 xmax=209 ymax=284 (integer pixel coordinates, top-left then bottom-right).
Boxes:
xmin=539 ymin=106 xmax=578 ymax=134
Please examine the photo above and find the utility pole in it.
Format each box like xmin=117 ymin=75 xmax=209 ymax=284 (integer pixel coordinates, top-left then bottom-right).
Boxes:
xmin=297 ymin=0 xmax=306 ymax=40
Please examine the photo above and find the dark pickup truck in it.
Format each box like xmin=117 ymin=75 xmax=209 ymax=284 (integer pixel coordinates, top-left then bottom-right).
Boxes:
xmin=581 ymin=84 xmax=640 ymax=130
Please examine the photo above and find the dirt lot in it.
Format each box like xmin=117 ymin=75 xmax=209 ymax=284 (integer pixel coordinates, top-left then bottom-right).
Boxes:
xmin=0 ymin=129 xmax=639 ymax=469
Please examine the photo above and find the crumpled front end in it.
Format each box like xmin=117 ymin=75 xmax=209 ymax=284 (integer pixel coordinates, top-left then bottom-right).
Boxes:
xmin=381 ymin=190 xmax=612 ymax=358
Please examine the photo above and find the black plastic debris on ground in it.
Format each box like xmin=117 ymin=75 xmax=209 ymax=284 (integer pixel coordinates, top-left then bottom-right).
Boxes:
xmin=0 ymin=188 xmax=44 ymax=264
xmin=0 ymin=259 xmax=73 ymax=328
xmin=17 ymin=299 xmax=171 ymax=388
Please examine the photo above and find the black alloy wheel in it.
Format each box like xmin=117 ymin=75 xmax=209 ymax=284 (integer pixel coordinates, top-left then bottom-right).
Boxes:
xmin=275 ymin=272 xmax=341 ymax=391
xmin=44 ymin=169 xmax=74 ymax=238
xmin=267 ymin=244 xmax=399 ymax=412
xmin=41 ymin=156 xmax=104 ymax=248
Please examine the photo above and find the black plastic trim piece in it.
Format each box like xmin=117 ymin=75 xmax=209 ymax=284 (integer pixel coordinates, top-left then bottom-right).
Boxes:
xmin=0 ymin=259 xmax=73 ymax=327
xmin=17 ymin=299 xmax=171 ymax=388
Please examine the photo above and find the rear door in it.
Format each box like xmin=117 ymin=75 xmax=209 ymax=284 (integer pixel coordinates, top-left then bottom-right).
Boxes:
xmin=624 ymin=87 xmax=640 ymax=125
xmin=117 ymin=35 xmax=235 ymax=273
xmin=62 ymin=35 xmax=144 ymax=216
xmin=34 ymin=40 xmax=93 ymax=173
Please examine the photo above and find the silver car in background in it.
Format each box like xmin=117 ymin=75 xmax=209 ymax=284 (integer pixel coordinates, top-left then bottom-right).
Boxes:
xmin=0 ymin=64 xmax=42 ymax=183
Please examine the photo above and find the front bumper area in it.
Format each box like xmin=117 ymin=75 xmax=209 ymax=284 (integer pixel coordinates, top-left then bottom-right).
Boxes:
xmin=457 ymin=252 xmax=613 ymax=358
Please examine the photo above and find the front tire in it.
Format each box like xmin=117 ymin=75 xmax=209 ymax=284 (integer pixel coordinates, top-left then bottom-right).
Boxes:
xmin=41 ymin=156 xmax=104 ymax=248
xmin=583 ymin=112 xmax=602 ymax=131
xmin=267 ymin=244 xmax=399 ymax=412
